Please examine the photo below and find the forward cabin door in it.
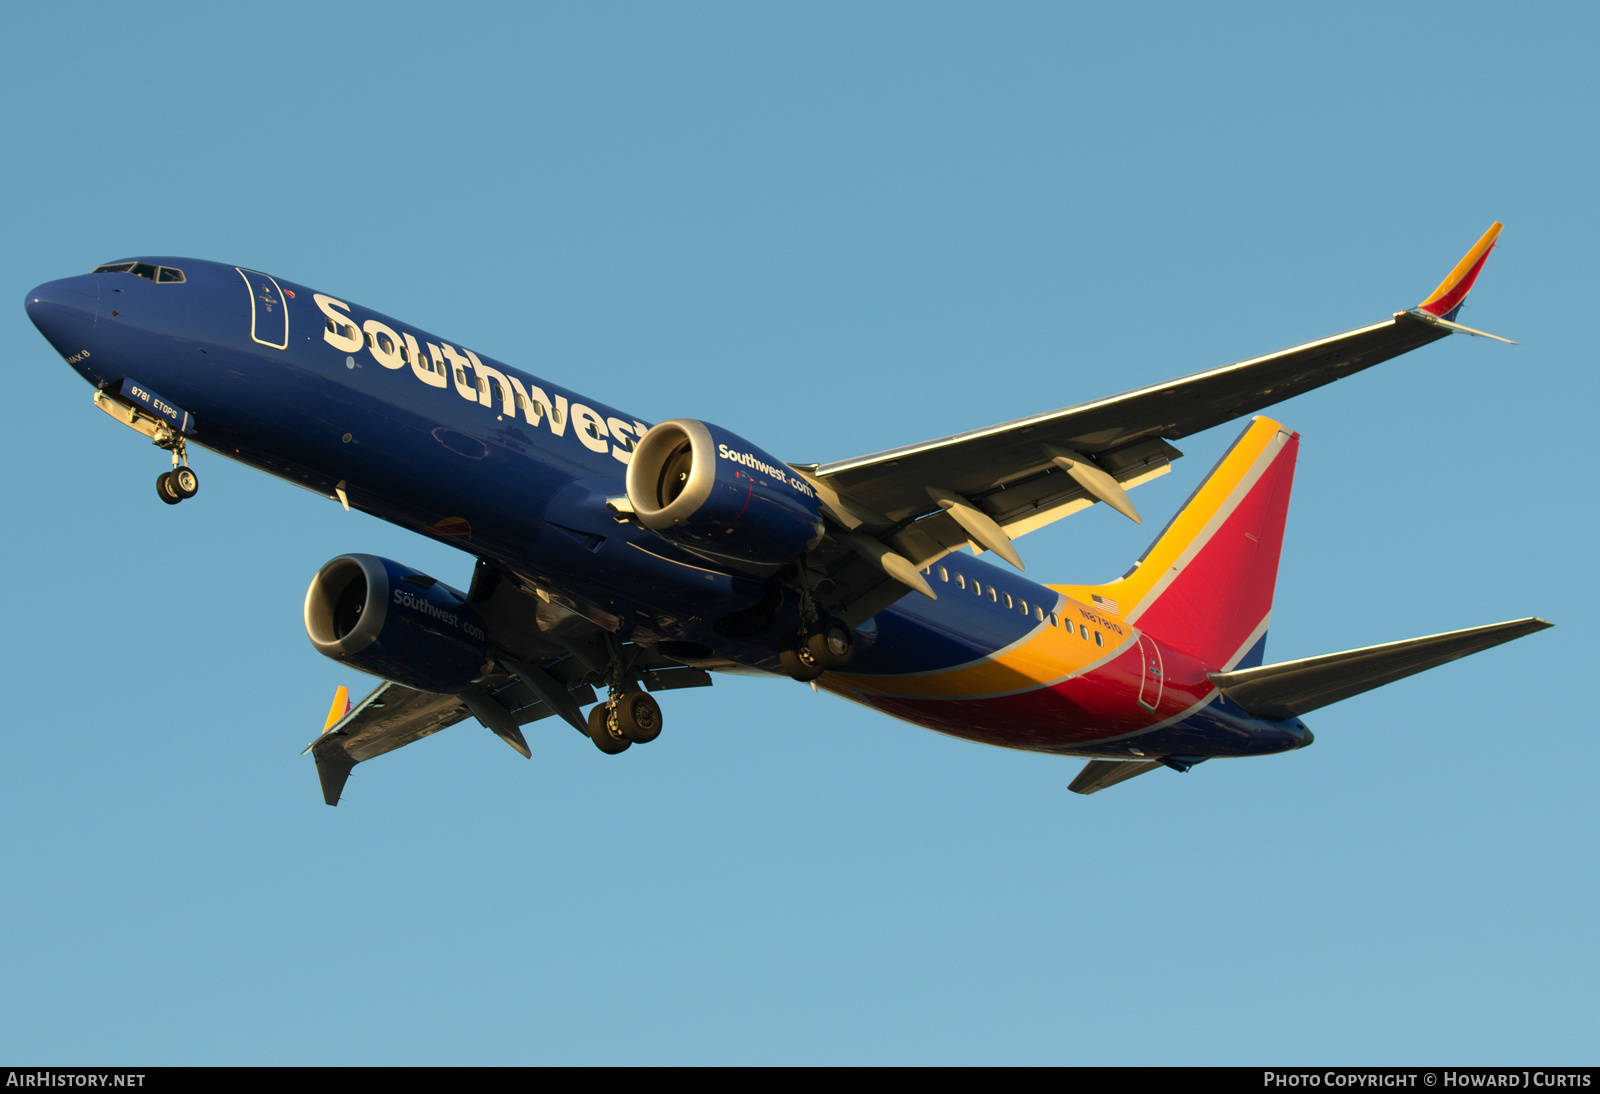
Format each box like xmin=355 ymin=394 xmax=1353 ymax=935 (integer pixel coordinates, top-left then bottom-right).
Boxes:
xmin=236 ymin=268 xmax=289 ymax=349
xmin=1136 ymin=634 xmax=1164 ymax=711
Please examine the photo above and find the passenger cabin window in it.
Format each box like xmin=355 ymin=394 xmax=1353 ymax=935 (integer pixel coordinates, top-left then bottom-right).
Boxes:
xmin=1004 ymin=593 xmax=1014 ymax=609
xmin=988 ymin=587 xmax=998 ymax=602
xmin=1079 ymin=624 xmax=1089 ymax=640
xmin=955 ymin=574 xmax=966 ymax=590
xmin=1034 ymin=605 xmax=1044 ymax=622
xmin=1049 ymin=613 xmax=1059 ymax=627
xmin=938 ymin=566 xmax=948 ymax=583
xmin=1094 ymin=631 xmax=1104 ymax=647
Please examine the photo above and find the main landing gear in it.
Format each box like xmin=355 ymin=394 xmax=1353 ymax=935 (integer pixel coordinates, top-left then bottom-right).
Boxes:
xmin=584 ymin=635 xmax=667 ymax=754
xmin=155 ymin=438 xmax=199 ymax=506
xmin=779 ymin=615 xmax=854 ymax=683
xmin=586 ymin=689 xmax=663 ymax=754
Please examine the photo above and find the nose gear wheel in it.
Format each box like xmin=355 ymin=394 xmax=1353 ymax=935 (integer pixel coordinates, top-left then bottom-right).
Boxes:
xmin=156 ymin=471 xmax=183 ymax=505
xmin=154 ymin=436 xmax=199 ymax=505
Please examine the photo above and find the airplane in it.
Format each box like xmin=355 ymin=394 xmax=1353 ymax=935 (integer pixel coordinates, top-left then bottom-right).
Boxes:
xmin=23 ymin=222 xmax=1550 ymax=804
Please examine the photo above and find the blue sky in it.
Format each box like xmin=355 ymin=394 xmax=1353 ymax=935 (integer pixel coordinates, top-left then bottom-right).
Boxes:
xmin=2 ymin=2 xmax=1594 ymax=1064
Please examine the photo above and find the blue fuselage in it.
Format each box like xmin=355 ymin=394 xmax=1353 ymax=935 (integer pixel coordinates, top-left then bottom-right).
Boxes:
xmin=25 ymin=258 xmax=1307 ymax=760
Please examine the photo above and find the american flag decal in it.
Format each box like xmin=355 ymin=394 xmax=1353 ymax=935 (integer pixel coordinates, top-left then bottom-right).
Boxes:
xmin=1091 ymin=594 xmax=1119 ymax=613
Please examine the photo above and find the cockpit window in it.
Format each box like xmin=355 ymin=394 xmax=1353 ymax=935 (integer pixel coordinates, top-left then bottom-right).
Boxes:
xmin=91 ymin=262 xmax=185 ymax=283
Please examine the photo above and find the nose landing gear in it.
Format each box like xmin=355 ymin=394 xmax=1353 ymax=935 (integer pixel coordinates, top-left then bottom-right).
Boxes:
xmin=156 ymin=462 xmax=199 ymax=505
xmin=147 ymin=430 xmax=199 ymax=506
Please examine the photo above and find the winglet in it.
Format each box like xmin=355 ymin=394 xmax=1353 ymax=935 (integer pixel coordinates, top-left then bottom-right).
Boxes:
xmin=1417 ymin=222 xmax=1502 ymax=321
xmin=323 ymin=685 xmax=351 ymax=734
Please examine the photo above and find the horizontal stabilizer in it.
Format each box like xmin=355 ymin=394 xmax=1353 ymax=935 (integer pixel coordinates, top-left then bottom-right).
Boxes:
xmin=1069 ymin=759 xmax=1163 ymax=795
xmin=1209 ymin=617 xmax=1552 ymax=719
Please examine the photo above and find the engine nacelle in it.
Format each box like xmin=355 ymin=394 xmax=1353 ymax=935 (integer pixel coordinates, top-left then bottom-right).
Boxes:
xmin=625 ymin=419 xmax=824 ymax=566
xmin=304 ymin=554 xmax=489 ymax=694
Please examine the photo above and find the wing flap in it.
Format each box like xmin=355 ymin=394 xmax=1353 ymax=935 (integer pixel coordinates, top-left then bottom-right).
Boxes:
xmin=1209 ymin=617 xmax=1552 ymax=719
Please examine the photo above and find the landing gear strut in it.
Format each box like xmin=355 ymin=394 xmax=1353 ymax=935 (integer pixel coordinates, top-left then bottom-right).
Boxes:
xmin=154 ymin=438 xmax=199 ymax=505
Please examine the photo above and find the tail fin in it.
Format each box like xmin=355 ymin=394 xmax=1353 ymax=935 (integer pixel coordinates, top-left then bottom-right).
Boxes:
xmin=1071 ymin=416 xmax=1298 ymax=669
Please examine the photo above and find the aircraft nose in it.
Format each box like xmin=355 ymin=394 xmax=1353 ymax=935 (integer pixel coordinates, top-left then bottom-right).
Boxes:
xmin=25 ymin=275 xmax=99 ymax=354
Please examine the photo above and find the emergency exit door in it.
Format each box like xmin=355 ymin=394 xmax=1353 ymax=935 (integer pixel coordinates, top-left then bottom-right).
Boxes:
xmin=1136 ymin=634 xmax=1164 ymax=711
xmin=237 ymin=268 xmax=289 ymax=349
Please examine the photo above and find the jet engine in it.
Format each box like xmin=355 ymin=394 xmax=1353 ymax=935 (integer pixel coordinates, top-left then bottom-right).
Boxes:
xmin=625 ymin=419 xmax=824 ymax=566
xmin=304 ymin=553 xmax=490 ymax=693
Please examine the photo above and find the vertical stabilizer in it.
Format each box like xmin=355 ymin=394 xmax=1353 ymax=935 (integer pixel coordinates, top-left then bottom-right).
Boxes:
xmin=1065 ymin=416 xmax=1298 ymax=669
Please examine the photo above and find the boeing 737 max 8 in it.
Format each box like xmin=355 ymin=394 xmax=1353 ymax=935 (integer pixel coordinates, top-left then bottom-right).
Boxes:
xmin=23 ymin=222 xmax=1549 ymax=803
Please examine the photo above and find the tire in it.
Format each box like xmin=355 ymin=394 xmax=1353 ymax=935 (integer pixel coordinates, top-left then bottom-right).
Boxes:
xmin=171 ymin=466 xmax=199 ymax=498
xmin=805 ymin=619 xmax=854 ymax=669
xmin=586 ymin=703 xmax=630 ymax=754
xmin=614 ymin=691 xmax=662 ymax=744
xmin=156 ymin=471 xmax=182 ymax=505
xmin=779 ymin=645 xmax=824 ymax=682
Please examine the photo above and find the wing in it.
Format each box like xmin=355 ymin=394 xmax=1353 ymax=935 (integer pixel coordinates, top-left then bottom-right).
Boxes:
xmin=306 ymin=669 xmax=625 ymax=806
xmin=816 ymin=312 xmax=1447 ymax=522
xmin=306 ymin=560 xmax=714 ymax=805
xmin=800 ymin=224 xmax=1508 ymax=622
xmin=306 ymin=682 xmax=471 ymax=805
